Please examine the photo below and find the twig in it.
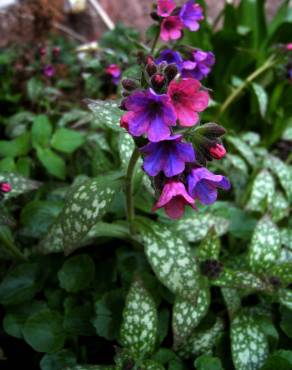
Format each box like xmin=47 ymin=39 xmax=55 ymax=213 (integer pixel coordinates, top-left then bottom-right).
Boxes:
xmin=88 ymin=0 xmax=115 ymax=30
xmin=53 ymin=22 xmax=87 ymax=43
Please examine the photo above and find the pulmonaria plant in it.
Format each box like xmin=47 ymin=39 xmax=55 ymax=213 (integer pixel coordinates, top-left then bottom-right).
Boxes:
xmin=119 ymin=0 xmax=230 ymax=220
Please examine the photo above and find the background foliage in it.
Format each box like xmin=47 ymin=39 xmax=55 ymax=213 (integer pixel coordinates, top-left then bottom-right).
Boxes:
xmin=0 ymin=1 xmax=292 ymax=369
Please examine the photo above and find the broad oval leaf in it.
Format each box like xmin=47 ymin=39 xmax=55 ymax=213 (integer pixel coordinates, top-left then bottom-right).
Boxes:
xmin=198 ymin=229 xmax=221 ymax=260
xmin=280 ymin=228 xmax=292 ymax=249
xmin=266 ymin=155 xmax=292 ymax=201
xmin=248 ymin=216 xmax=281 ymax=273
xmin=120 ymin=280 xmax=157 ymax=359
xmin=271 ymin=192 xmax=289 ymax=222
xmin=231 ymin=311 xmax=269 ymax=370
xmin=60 ymin=175 xmax=121 ymax=254
xmin=226 ymin=136 xmax=257 ymax=167
xmin=221 ymin=288 xmax=241 ymax=319
xmin=87 ymin=99 xmax=123 ymax=132
xmin=0 ymin=172 xmax=40 ymax=200
xmin=246 ymin=170 xmax=275 ymax=212
xmin=172 ymin=284 xmax=210 ymax=347
xmin=140 ymin=223 xmax=200 ymax=301
xmin=212 ymin=268 xmax=266 ymax=291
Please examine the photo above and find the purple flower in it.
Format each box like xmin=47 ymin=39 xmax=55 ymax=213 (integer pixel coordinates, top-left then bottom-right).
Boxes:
xmin=187 ymin=167 xmax=230 ymax=205
xmin=180 ymin=0 xmax=204 ymax=31
xmin=43 ymin=64 xmax=56 ymax=78
xmin=182 ymin=50 xmax=215 ymax=80
xmin=106 ymin=64 xmax=121 ymax=85
xmin=140 ymin=135 xmax=195 ymax=177
xmin=125 ymin=88 xmax=177 ymax=142
xmin=156 ymin=49 xmax=183 ymax=71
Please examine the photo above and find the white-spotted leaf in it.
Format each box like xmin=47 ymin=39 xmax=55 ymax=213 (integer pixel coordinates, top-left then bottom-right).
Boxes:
xmin=271 ymin=191 xmax=289 ymax=222
xmin=178 ymin=318 xmax=224 ymax=358
xmin=231 ymin=311 xmax=269 ymax=370
xmin=226 ymin=154 xmax=248 ymax=175
xmin=140 ymin=224 xmax=200 ymax=301
xmin=118 ymin=133 xmax=135 ymax=168
xmin=0 ymin=172 xmax=41 ymax=200
xmin=226 ymin=136 xmax=257 ymax=167
xmin=252 ymin=83 xmax=268 ymax=117
xmin=266 ymin=155 xmax=292 ymax=201
xmin=120 ymin=280 xmax=157 ymax=359
xmin=221 ymin=288 xmax=241 ymax=319
xmin=248 ymin=216 xmax=281 ymax=273
xmin=212 ymin=269 xmax=266 ymax=291
xmin=38 ymin=221 xmax=64 ymax=254
xmin=280 ymin=228 xmax=292 ymax=249
xmin=198 ymin=229 xmax=221 ymax=260
xmin=246 ymin=170 xmax=275 ymax=212
xmin=173 ymin=284 xmax=210 ymax=347
xmin=141 ymin=360 xmax=164 ymax=370
xmin=61 ymin=175 xmax=121 ymax=254
xmin=278 ymin=289 xmax=292 ymax=311
xmin=177 ymin=213 xmax=229 ymax=243
xmin=269 ymin=262 xmax=292 ymax=285
xmin=87 ymin=99 xmax=123 ymax=132
xmin=241 ymin=132 xmax=260 ymax=147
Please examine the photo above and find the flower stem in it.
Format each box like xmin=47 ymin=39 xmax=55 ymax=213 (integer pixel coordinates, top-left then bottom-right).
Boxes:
xmin=125 ymin=147 xmax=140 ymax=235
xmin=218 ymin=56 xmax=277 ymax=118
xmin=151 ymin=27 xmax=160 ymax=54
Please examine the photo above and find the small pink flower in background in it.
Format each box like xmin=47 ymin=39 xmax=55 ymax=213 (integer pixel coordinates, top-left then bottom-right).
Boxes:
xmin=106 ymin=64 xmax=122 ymax=85
xmin=209 ymin=143 xmax=226 ymax=159
xmin=286 ymin=43 xmax=292 ymax=51
xmin=0 ymin=182 xmax=12 ymax=193
xmin=153 ymin=181 xmax=196 ymax=219
xmin=180 ymin=0 xmax=204 ymax=31
xmin=120 ymin=112 xmax=134 ymax=131
xmin=160 ymin=16 xmax=183 ymax=41
xmin=43 ymin=64 xmax=56 ymax=78
xmin=157 ymin=0 xmax=176 ymax=17
xmin=167 ymin=78 xmax=209 ymax=126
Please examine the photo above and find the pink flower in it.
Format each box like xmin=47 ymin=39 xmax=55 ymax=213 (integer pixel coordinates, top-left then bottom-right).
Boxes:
xmin=120 ymin=112 xmax=134 ymax=131
xmin=106 ymin=64 xmax=121 ymax=85
xmin=0 ymin=182 xmax=12 ymax=193
xmin=286 ymin=43 xmax=292 ymax=51
xmin=157 ymin=0 xmax=176 ymax=17
xmin=160 ymin=16 xmax=183 ymax=42
xmin=43 ymin=65 xmax=56 ymax=78
xmin=209 ymin=143 xmax=226 ymax=159
xmin=153 ymin=181 xmax=195 ymax=219
xmin=167 ymin=78 xmax=209 ymax=126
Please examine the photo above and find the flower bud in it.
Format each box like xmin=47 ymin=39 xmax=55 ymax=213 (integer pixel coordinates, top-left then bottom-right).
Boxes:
xmin=145 ymin=62 xmax=157 ymax=77
xmin=209 ymin=143 xmax=226 ymax=159
xmin=196 ymin=122 xmax=226 ymax=138
xmin=164 ymin=63 xmax=178 ymax=81
xmin=150 ymin=73 xmax=166 ymax=91
xmin=200 ymin=259 xmax=223 ymax=279
xmin=122 ymin=78 xmax=138 ymax=91
xmin=150 ymin=11 xmax=160 ymax=21
xmin=53 ymin=46 xmax=61 ymax=56
xmin=0 ymin=182 xmax=12 ymax=193
xmin=119 ymin=98 xmax=127 ymax=111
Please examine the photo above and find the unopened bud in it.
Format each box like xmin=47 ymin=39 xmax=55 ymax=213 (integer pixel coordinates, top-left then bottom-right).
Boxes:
xmin=197 ymin=122 xmax=226 ymax=138
xmin=53 ymin=46 xmax=61 ymax=57
xmin=119 ymin=98 xmax=127 ymax=111
xmin=151 ymin=73 xmax=166 ymax=90
xmin=122 ymin=78 xmax=138 ymax=91
xmin=209 ymin=143 xmax=226 ymax=159
xmin=0 ymin=182 xmax=12 ymax=193
xmin=164 ymin=63 xmax=178 ymax=81
xmin=150 ymin=11 xmax=160 ymax=21
xmin=145 ymin=62 xmax=157 ymax=77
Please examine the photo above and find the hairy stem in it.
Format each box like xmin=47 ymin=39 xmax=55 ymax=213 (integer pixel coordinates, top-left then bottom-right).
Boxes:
xmin=218 ymin=57 xmax=277 ymax=118
xmin=125 ymin=147 xmax=140 ymax=234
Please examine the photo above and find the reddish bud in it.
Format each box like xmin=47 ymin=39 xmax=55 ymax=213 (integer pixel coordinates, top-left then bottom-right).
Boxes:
xmin=151 ymin=73 xmax=165 ymax=90
xmin=209 ymin=143 xmax=226 ymax=159
xmin=145 ymin=62 xmax=157 ymax=77
xmin=122 ymin=78 xmax=138 ymax=91
xmin=0 ymin=182 xmax=12 ymax=193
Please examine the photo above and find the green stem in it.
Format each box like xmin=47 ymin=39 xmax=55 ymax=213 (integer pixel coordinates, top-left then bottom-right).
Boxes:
xmin=218 ymin=57 xmax=277 ymax=118
xmin=151 ymin=27 xmax=160 ymax=55
xmin=125 ymin=147 xmax=140 ymax=235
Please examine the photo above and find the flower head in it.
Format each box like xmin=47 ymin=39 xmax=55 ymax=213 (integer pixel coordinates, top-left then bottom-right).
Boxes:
xmin=209 ymin=143 xmax=226 ymax=159
xmin=168 ymin=78 xmax=209 ymax=126
xmin=141 ymin=135 xmax=195 ymax=177
xmin=180 ymin=1 xmax=204 ymax=31
xmin=0 ymin=182 xmax=12 ymax=193
xmin=182 ymin=50 xmax=215 ymax=80
xmin=156 ymin=49 xmax=183 ymax=71
xmin=160 ymin=16 xmax=183 ymax=42
xmin=43 ymin=64 xmax=56 ymax=78
xmin=187 ymin=167 xmax=230 ymax=205
xmin=125 ymin=88 xmax=177 ymax=142
xmin=106 ymin=64 xmax=121 ymax=85
xmin=153 ymin=181 xmax=195 ymax=219
xmin=157 ymin=0 xmax=176 ymax=17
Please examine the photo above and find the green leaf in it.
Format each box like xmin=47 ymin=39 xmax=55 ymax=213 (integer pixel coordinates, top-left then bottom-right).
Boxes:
xmin=198 ymin=229 xmax=221 ymax=261
xmin=60 ymin=175 xmax=121 ymax=254
xmin=195 ymin=355 xmax=223 ymax=370
xmin=280 ymin=228 xmax=292 ymax=248
xmin=269 ymin=262 xmax=292 ymax=285
xmin=118 ymin=132 xmax=135 ymax=168
xmin=0 ymin=172 xmax=40 ymax=200
xmin=87 ymin=99 xmax=123 ymax=132
xmin=36 ymin=147 xmax=66 ymax=180
xmin=32 ymin=115 xmax=53 ymax=149
xmin=212 ymin=268 xmax=266 ymax=291
xmin=63 ymin=299 xmax=94 ymax=336
xmin=261 ymin=350 xmax=292 ymax=370
xmin=139 ymin=223 xmax=200 ymax=301
xmin=178 ymin=318 xmax=224 ymax=358
xmin=0 ymin=263 xmax=42 ymax=305
xmin=120 ymin=280 xmax=157 ymax=358
xmin=271 ymin=192 xmax=289 ymax=222
xmin=266 ymin=155 xmax=292 ymax=201
xmin=241 ymin=132 xmax=260 ymax=147
xmin=63 ymin=366 xmax=114 ymax=370
xmin=221 ymin=288 xmax=241 ymax=319
xmin=225 ymin=154 xmax=248 ymax=175
xmin=176 ymin=213 xmax=229 ymax=243
xmin=38 ymin=222 xmax=64 ymax=254
xmin=23 ymin=308 xmax=66 ymax=353
xmin=58 ymin=255 xmax=95 ymax=292
xmin=40 ymin=349 xmax=77 ymax=370
xmin=278 ymin=289 xmax=292 ymax=311
xmin=231 ymin=311 xmax=269 ymax=370
xmin=141 ymin=360 xmax=165 ymax=370
xmin=251 ymin=83 xmax=268 ymax=117
xmin=248 ymin=216 xmax=281 ymax=273
xmin=246 ymin=170 xmax=275 ymax=213
xmin=0 ymin=131 xmax=31 ymax=158
xmin=226 ymin=136 xmax=256 ymax=167
xmin=51 ymin=128 xmax=85 ymax=154
xmin=172 ymin=284 xmax=210 ymax=347
xmin=27 ymin=77 xmax=44 ymax=102
xmin=280 ymin=307 xmax=292 ymax=339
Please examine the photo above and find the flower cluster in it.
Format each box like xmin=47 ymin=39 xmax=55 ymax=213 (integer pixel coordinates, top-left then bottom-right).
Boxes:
xmin=38 ymin=44 xmax=61 ymax=78
xmin=120 ymin=54 xmax=230 ymax=219
xmin=153 ymin=0 xmax=204 ymax=42
xmin=0 ymin=182 xmax=12 ymax=201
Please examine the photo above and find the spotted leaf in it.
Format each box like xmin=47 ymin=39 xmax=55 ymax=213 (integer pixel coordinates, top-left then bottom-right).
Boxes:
xmin=118 ymin=133 xmax=135 ymax=168
xmin=226 ymin=136 xmax=256 ymax=167
xmin=173 ymin=283 xmax=210 ymax=347
xmin=269 ymin=262 xmax=292 ymax=285
xmin=212 ymin=269 xmax=266 ymax=291
xmin=221 ymin=288 xmax=241 ymax=319
xmin=0 ymin=172 xmax=40 ymax=200
xmin=139 ymin=223 xmax=200 ymax=301
xmin=176 ymin=213 xmax=229 ymax=243
xmin=280 ymin=228 xmax=292 ymax=249
xmin=198 ymin=229 xmax=221 ymax=260
xmin=225 ymin=154 xmax=248 ymax=175
xmin=271 ymin=192 xmax=289 ymax=222
xmin=248 ymin=216 xmax=281 ymax=273
xmin=60 ymin=175 xmax=122 ymax=254
xmin=231 ymin=311 xmax=269 ymax=370
xmin=86 ymin=99 xmax=123 ymax=132
xmin=266 ymin=155 xmax=292 ymax=201
xmin=178 ymin=318 xmax=224 ymax=358
xmin=278 ymin=289 xmax=292 ymax=311
xmin=246 ymin=170 xmax=275 ymax=213
xmin=120 ymin=280 xmax=157 ymax=359
xmin=64 ymin=366 xmax=114 ymax=370
xmin=38 ymin=221 xmax=64 ymax=254
xmin=141 ymin=360 xmax=165 ymax=370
